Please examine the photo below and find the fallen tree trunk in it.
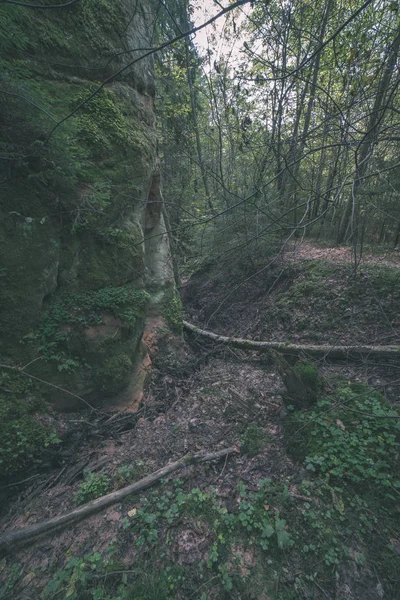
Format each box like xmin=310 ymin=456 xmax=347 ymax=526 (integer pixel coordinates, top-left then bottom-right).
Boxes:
xmin=0 ymin=447 xmax=236 ymax=553
xmin=183 ymin=320 xmax=400 ymax=360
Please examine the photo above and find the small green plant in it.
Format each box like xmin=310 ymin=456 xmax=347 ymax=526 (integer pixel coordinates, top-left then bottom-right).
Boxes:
xmin=286 ymin=384 xmax=399 ymax=495
xmin=43 ymin=544 xmax=130 ymax=600
xmin=240 ymin=424 xmax=267 ymax=456
xmin=117 ymin=460 xmax=147 ymax=484
xmin=75 ymin=471 xmax=111 ymax=505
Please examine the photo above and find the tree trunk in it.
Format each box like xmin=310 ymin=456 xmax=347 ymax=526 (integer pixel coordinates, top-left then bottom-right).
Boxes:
xmin=0 ymin=447 xmax=236 ymax=553
xmin=183 ymin=321 xmax=400 ymax=360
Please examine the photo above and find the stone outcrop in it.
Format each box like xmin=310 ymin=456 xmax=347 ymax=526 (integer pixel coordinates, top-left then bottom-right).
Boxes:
xmin=0 ymin=0 xmax=179 ymax=407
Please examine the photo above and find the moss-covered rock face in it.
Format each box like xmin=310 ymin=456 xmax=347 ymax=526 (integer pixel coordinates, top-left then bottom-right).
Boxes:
xmin=0 ymin=0 xmax=179 ymax=405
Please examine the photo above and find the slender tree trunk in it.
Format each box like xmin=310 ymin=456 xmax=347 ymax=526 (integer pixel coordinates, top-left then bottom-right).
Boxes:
xmin=337 ymin=28 xmax=400 ymax=245
xmin=284 ymin=0 xmax=332 ymax=219
xmin=184 ymin=38 xmax=214 ymax=212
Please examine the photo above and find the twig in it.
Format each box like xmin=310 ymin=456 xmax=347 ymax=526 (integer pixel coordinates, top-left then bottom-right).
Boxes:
xmin=0 ymin=474 xmax=41 ymax=490
xmin=312 ymin=579 xmax=333 ymax=600
xmin=0 ymin=0 xmax=81 ymax=8
xmin=215 ymin=452 xmax=229 ymax=482
xmin=0 ymin=363 xmax=101 ymax=413
xmin=20 ymin=356 xmax=43 ymax=371
xmin=339 ymin=402 xmax=400 ymax=419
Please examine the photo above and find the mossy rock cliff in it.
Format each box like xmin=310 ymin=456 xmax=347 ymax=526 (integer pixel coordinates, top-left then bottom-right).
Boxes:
xmin=0 ymin=0 xmax=179 ymax=416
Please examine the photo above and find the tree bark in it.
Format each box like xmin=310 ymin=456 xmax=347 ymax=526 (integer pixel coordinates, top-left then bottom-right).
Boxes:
xmin=183 ymin=321 xmax=400 ymax=360
xmin=0 ymin=447 xmax=236 ymax=553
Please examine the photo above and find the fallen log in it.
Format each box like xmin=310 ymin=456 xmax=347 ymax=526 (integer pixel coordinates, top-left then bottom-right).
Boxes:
xmin=0 ymin=447 xmax=237 ymax=553
xmin=183 ymin=320 xmax=400 ymax=360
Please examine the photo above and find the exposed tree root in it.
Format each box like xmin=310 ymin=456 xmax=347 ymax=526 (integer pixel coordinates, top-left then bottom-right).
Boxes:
xmin=0 ymin=447 xmax=237 ymax=554
xmin=183 ymin=320 xmax=400 ymax=360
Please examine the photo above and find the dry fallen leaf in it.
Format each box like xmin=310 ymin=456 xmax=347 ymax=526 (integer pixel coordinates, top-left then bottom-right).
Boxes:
xmin=21 ymin=572 xmax=36 ymax=588
xmin=128 ymin=508 xmax=137 ymax=517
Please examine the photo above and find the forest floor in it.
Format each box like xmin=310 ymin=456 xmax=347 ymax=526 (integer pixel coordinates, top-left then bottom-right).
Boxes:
xmin=0 ymin=240 xmax=399 ymax=600
xmin=286 ymin=241 xmax=400 ymax=269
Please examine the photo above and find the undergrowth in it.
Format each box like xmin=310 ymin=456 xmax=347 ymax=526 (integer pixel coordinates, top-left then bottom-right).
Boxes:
xmin=286 ymin=383 xmax=400 ymax=495
xmin=0 ymin=370 xmax=60 ymax=477
xmin=5 ymin=378 xmax=394 ymax=600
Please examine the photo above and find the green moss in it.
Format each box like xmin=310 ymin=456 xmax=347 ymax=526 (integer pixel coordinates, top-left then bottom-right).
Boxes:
xmin=241 ymin=424 xmax=267 ymax=457
xmin=0 ymin=0 xmax=124 ymax=63
xmin=364 ymin=265 xmax=400 ymax=294
xmin=73 ymin=87 xmax=131 ymax=155
xmin=94 ymin=353 xmax=133 ymax=394
xmin=293 ymin=359 xmax=323 ymax=395
xmin=162 ymin=289 xmax=183 ymax=334
xmin=306 ymin=259 xmax=337 ymax=278
xmin=0 ymin=214 xmax=60 ymax=356
xmin=74 ymin=233 xmax=144 ymax=290
xmin=0 ymin=0 xmax=159 ymax=410
xmin=18 ymin=286 xmax=150 ymax=398
xmin=76 ymin=0 xmax=123 ymax=56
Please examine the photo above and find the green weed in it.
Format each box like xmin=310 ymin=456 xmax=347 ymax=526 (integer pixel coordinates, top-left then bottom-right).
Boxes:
xmin=75 ymin=471 xmax=111 ymax=505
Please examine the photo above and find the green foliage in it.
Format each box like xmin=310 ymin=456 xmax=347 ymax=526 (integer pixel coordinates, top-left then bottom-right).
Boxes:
xmin=0 ymin=371 xmax=60 ymax=477
xmin=240 ymin=423 xmax=267 ymax=456
xmin=41 ymin=542 xmax=185 ymax=600
xmin=11 ymin=469 xmax=399 ymax=599
xmin=123 ymin=477 xmax=294 ymax=594
xmin=286 ymin=385 xmax=400 ymax=493
xmin=75 ymin=471 xmax=111 ymax=505
xmin=35 ymin=286 xmax=150 ymax=372
xmin=0 ymin=417 xmax=59 ymax=478
xmin=124 ymin=565 xmax=186 ymax=600
xmin=43 ymin=544 xmax=127 ymax=600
